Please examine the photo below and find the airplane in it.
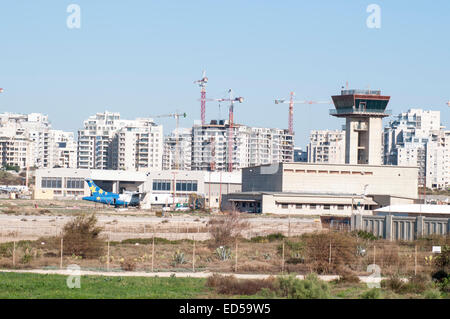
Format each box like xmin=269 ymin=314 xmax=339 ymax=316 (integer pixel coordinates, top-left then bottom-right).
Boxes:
xmin=82 ymin=178 xmax=140 ymax=207
xmin=0 ymin=185 xmax=28 ymax=194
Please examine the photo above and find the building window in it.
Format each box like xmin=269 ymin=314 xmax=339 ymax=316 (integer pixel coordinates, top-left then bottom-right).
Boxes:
xmin=295 ymin=204 xmax=303 ymax=209
xmin=152 ymin=179 xmax=171 ymax=191
xmin=66 ymin=178 xmax=84 ymax=189
xmin=281 ymin=204 xmax=288 ymax=209
xmin=41 ymin=177 xmax=62 ymax=189
xmin=324 ymin=204 xmax=330 ymax=210
xmin=310 ymin=204 xmax=316 ymax=210
xmin=337 ymin=205 xmax=344 ymax=210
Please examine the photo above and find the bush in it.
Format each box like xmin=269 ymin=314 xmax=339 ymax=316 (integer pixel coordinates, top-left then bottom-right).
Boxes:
xmin=206 ymin=274 xmax=275 ymax=295
xmin=172 ymin=250 xmax=186 ymax=266
xmin=62 ymin=214 xmax=104 ymax=259
xmin=250 ymin=233 xmax=285 ymax=243
xmin=434 ymin=245 xmax=450 ymax=273
xmin=120 ymin=258 xmax=136 ymax=271
xmin=337 ymin=272 xmax=360 ymax=284
xmin=276 ymin=274 xmax=331 ymax=299
xmin=381 ymin=275 xmax=405 ymax=293
xmin=423 ymin=289 xmax=442 ymax=299
xmin=351 ymin=230 xmax=379 ymax=241
xmin=301 ymin=232 xmax=358 ymax=274
xmin=207 ymin=212 xmax=249 ymax=247
xmin=402 ymin=274 xmax=432 ymax=294
xmin=215 ymin=246 xmax=232 ymax=261
xmin=360 ymin=288 xmax=381 ymax=299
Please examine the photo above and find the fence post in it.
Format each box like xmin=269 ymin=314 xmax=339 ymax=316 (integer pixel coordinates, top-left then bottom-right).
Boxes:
xmin=288 ymin=215 xmax=291 ymax=237
xmin=373 ymin=245 xmax=376 ymax=265
xmin=234 ymin=239 xmax=238 ymax=273
xmin=60 ymin=237 xmax=64 ymax=269
xmin=107 ymin=237 xmax=110 ymax=272
xmin=192 ymin=236 xmax=196 ymax=272
xmin=282 ymin=239 xmax=285 ymax=274
xmin=151 ymin=229 xmax=155 ymax=272
xmin=329 ymin=241 xmax=332 ymax=265
xmin=414 ymin=245 xmax=417 ymax=276
xmin=12 ymin=241 xmax=16 ymax=267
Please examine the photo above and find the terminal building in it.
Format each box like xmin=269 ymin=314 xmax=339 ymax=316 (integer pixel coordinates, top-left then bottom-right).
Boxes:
xmin=221 ymin=89 xmax=420 ymax=215
xmin=34 ymin=168 xmax=241 ymax=209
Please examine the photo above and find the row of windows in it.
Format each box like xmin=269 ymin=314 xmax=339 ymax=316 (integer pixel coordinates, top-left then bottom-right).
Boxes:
xmin=42 ymin=177 xmax=84 ymax=189
xmin=41 ymin=177 xmax=62 ymax=189
xmin=277 ymin=203 xmax=371 ymax=210
xmin=152 ymin=179 xmax=198 ymax=192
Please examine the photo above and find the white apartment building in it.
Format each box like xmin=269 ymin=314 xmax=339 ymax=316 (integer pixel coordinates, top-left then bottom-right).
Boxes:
xmin=109 ymin=120 xmax=163 ymax=171
xmin=0 ymin=113 xmax=76 ymax=169
xmin=307 ymin=130 xmax=345 ymax=164
xmin=384 ymin=109 xmax=449 ymax=189
xmin=78 ymin=112 xmax=164 ymax=171
xmin=162 ymin=128 xmax=192 ymax=170
xmin=48 ymin=130 xmax=77 ymax=168
xmin=191 ymin=120 xmax=294 ymax=171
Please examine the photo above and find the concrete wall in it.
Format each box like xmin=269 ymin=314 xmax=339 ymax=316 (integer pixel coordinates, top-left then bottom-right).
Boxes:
xmin=280 ymin=163 xmax=418 ymax=200
xmin=352 ymin=214 xmax=449 ymax=241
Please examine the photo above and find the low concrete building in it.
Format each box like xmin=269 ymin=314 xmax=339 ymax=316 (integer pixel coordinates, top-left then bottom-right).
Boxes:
xmin=34 ymin=168 xmax=241 ymax=208
xmin=221 ymin=162 xmax=419 ymax=215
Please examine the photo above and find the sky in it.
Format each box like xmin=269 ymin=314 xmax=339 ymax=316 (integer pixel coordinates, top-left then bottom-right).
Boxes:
xmin=0 ymin=0 xmax=449 ymax=147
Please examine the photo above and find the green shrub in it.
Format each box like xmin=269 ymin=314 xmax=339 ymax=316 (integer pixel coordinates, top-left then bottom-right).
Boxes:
xmin=360 ymin=288 xmax=381 ymax=299
xmin=423 ymin=289 xmax=442 ymax=299
xmin=62 ymin=214 xmax=104 ymax=259
xmin=276 ymin=274 xmax=331 ymax=299
xmin=351 ymin=230 xmax=379 ymax=241
xmin=172 ymin=250 xmax=186 ymax=266
xmin=215 ymin=246 xmax=232 ymax=261
xmin=250 ymin=233 xmax=285 ymax=243
xmin=381 ymin=276 xmax=404 ymax=293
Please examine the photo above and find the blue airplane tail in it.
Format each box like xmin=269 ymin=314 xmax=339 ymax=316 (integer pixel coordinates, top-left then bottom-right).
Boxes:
xmin=85 ymin=178 xmax=109 ymax=196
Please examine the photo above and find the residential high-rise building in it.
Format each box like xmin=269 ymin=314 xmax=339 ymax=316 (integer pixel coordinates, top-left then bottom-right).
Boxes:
xmin=162 ymin=128 xmax=192 ymax=170
xmin=306 ymin=130 xmax=345 ymax=164
xmin=191 ymin=120 xmax=293 ymax=171
xmin=109 ymin=119 xmax=163 ymax=171
xmin=78 ymin=112 xmax=163 ymax=171
xmin=0 ymin=112 xmax=76 ymax=169
xmin=384 ymin=109 xmax=449 ymax=189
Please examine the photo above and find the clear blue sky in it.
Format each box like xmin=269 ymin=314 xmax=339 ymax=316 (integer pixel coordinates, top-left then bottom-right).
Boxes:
xmin=0 ymin=0 xmax=449 ymax=147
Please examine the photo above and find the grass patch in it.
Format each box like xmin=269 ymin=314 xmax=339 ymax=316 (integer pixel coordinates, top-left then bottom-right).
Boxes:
xmin=0 ymin=272 xmax=209 ymax=298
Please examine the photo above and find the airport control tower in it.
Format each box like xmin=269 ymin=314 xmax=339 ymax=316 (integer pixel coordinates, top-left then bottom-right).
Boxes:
xmin=331 ymin=89 xmax=391 ymax=165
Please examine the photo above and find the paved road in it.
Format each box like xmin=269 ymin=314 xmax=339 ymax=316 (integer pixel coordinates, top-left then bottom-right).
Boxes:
xmin=0 ymin=269 xmax=383 ymax=284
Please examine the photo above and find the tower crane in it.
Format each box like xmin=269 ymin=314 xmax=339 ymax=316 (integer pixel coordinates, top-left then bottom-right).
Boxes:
xmin=152 ymin=112 xmax=187 ymax=170
xmin=275 ymin=92 xmax=331 ymax=135
xmin=194 ymin=71 xmax=208 ymax=125
xmin=217 ymin=89 xmax=244 ymax=172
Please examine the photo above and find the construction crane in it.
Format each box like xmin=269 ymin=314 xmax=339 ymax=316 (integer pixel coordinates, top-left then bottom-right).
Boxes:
xmin=274 ymin=92 xmax=331 ymax=135
xmin=194 ymin=71 xmax=208 ymax=125
xmin=152 ymin=112 xmax=187 ymax=170
xmin=217 ymin=89 xmax=244 ymax=172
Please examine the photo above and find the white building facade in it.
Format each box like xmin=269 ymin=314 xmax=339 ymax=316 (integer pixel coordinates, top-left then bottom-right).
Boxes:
xmin=307 ymin=130 xmax=345 ymax=164
xmin=384 ymin=109 xmax=449 ymax=189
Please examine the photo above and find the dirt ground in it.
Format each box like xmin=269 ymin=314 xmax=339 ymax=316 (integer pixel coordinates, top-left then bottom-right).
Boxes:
xmin=0 ymin=199 xmax=322 ymax=242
